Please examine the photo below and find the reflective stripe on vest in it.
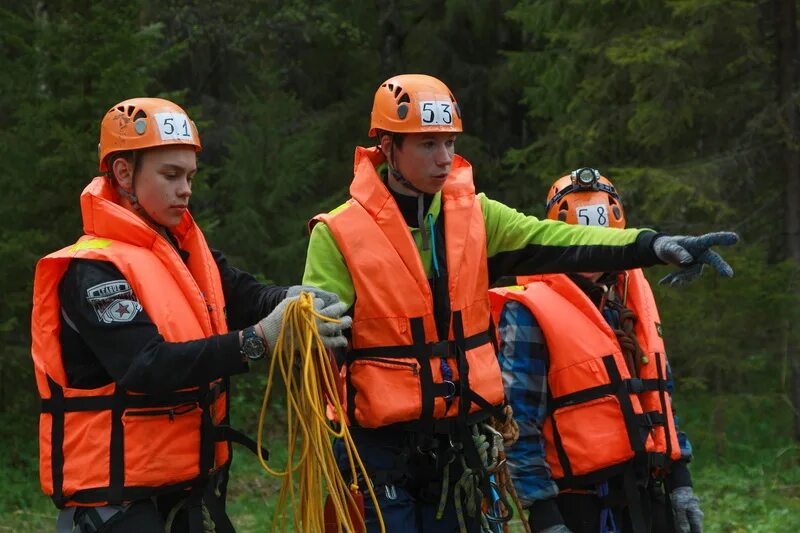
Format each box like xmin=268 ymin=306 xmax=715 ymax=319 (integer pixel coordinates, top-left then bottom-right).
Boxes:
xmin=488 ymin=270 xmax=680 ymax=488
xmin=31 ymin=176 xmax=230 ymax=507
xmin=314 ymin=146 xmax=504 ymax=429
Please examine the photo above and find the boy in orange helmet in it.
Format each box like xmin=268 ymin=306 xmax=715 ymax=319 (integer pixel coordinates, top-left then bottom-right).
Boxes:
xmin=490 ymin=169 xmax=704 ymax=533
xmin=33 ymin=98 xmax=349 ymax=532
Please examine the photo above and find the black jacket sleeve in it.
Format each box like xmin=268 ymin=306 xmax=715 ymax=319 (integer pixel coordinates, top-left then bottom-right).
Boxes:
xmin=211 ymin=249 xmax=289 ymax=330
xmin=488 ymin=231 xmax=662 ymax=283
xmin=59 ymin=259 xmax=247 ymax=393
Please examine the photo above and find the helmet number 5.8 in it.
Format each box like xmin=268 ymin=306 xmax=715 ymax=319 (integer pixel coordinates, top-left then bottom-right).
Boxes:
xmin=577 ymin=204 xmax=609 ymax=227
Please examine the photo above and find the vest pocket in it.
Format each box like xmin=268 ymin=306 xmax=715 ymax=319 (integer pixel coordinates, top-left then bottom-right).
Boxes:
xmin=463 ymin=343 xmax=504 ymax=414
xmin=61 ymin=410 xmax=113 ymax=495
xmin=349 ymin=358 xmax=421 ymax=428
xmin=122 ymin=402 xmax=201 ymax=486
xmin=550 ymin=395 xmax=634 ymax=477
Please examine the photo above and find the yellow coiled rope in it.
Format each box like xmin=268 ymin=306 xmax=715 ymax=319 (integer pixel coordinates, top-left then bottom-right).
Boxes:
xmin=255 ymin=292 xmax=386 ymax=533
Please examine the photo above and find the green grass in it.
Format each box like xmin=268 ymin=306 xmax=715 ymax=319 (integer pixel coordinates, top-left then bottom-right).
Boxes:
xmin=3 ymin=392 xmax=799 ymax=532
xmin=1 ymin=410 xmax=58 ymax=533
xmin=677 ymin=392 xmax=800 ymax=533
xmin=227 ymin=426 xmax=296 ymax=532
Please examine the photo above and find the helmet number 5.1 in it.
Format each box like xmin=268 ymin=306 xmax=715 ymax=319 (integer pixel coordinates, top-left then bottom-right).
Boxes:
xmin=419 ymin=100 xmax=453 ymax=126
xmin=577 ymin=204 xmax=609 ymax=227
xmin=155 ymin=112 xmax=195 ymax=142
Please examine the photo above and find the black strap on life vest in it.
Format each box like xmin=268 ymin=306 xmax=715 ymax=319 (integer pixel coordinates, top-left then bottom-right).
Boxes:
xmin=47 ymin=377 xmax=65 ymax=506
xmin=654 ymin=352 xmax=674 ymax=461
xmin=451 ymin=311 xmax=499 ymax=512
xmin=213 ymin=425 xmax=268 ymax=458
xmin=108 ymin=385 xmax=126 ymax=504
xmin=415 ymin=317 xmax=437 ymax=434
xmin=41 ymin=376 xmax=265 ymax=508
xmin=348 ymin=329 xmax=491 ymax=360
xmin=622 ymin=462 xmax=649 ymax=533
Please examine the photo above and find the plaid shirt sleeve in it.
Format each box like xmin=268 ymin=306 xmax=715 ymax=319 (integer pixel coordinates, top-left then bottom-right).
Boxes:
xmin=665 ymin=359 xmax=694 ymax=460
xmin=497 ymin=300 xmax=559 ymax=507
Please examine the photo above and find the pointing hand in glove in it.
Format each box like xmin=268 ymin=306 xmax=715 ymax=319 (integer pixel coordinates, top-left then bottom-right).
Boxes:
xmin=653 ymin=232 xmax=739 ymax=286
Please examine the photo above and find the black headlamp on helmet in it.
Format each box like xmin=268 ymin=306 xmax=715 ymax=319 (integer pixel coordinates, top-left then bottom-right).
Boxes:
xmin=571 ymin=167 xmax=601 ymax=190
xmin=545 ymin=167 xmax=621 ymax=215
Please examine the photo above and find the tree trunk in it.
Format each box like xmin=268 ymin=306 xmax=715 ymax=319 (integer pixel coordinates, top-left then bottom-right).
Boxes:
xmin=376 ymin=0 xmax=402 ymax=78
xmin=775 ymin=0 xmax=800 ymax=441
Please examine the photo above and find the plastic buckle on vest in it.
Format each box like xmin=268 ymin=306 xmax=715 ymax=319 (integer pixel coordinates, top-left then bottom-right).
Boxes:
xmin=642 ymin=411 xmax=665 ymax=428
xmin=429 ymin=340 xmax=450 ymax=358
xmin=626 ymin=378 xmax=645 ymax=394
xmin=205 ymin=381 xmax=224 ymax=405
xmin=648 ymin=452 xmax=668 ymax=471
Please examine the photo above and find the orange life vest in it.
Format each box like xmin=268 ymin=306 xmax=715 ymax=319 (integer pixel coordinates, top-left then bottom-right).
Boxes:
xmin=488 ymin=270 xmax=681 ymax=488
xmin=313 ymin=147 xmax=504 ymax=429
xmin=32 ymin=177 xmax=231 ymax=507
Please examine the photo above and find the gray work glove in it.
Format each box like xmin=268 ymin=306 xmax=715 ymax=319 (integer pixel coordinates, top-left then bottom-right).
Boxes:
xmin=313 ymin=299 xmax=352 ymax=348
xmin=653 ymin=232 xmax=739 ymax=286
xmin=286 ymin=284 xmax=341 ymax=308
xmin=671 ymin=486 xmax=704 ymax=533
xmin=258 ymin=295 xmax=300 ymax=351
xmin=258 ymin=296 xmax=352 ymax=351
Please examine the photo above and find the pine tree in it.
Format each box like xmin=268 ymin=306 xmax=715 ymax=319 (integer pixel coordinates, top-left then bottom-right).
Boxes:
xmin=0 ymin=0 xmax=173 ymax=411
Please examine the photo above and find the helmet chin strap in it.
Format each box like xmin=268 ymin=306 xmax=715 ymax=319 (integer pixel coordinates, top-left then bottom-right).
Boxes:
xmin=113 ymin=154 xmax=169 ymax=237
xmin=386 ymin=135 xmax=424 ymax=196
xmin=116 ymin=184 xmax=170 ymax=237
xmin=388 ymin=165 xmax=424 ymax=194
xmin=385 ymin=135 xmax=431 ymax=250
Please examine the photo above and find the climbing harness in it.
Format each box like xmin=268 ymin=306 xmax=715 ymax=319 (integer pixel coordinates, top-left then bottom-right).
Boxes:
xmin=431 ymin=420 xmax=529 ymax=533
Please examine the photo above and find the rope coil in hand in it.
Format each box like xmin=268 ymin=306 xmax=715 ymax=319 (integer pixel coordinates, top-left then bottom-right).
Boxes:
xmin=255 ymin=292 xmax=385 ymax=532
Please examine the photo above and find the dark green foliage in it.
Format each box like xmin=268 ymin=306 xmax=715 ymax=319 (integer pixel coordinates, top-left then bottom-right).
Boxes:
xmin=650 ymin=246 xmax=797 ymax=393
xmin=0 ymin=0 xmax=171 ymax=416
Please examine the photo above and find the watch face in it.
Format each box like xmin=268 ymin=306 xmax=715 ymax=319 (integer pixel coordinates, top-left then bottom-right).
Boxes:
xmin=242 ymin=332 xmax=266 ymax=360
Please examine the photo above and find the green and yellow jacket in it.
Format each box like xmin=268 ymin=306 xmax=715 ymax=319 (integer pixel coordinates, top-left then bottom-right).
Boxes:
xmin=303 ymin=153 xmax=660 ymax=308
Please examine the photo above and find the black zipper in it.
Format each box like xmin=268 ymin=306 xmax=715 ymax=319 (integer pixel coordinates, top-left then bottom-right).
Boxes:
xmin=125 ymin=402 xmax=199 ymax=422
xmin=357 ymin=357 xmax=419 ymax=375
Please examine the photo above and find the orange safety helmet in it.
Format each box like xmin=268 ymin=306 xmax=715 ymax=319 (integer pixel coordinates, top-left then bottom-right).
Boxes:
xmin=98 ymin=97 xmax=202 ymax=171
xmin=369 ymin=74 xmax=463 ymax=137
xmin=545 ymin=167 xmax=626 ymax=228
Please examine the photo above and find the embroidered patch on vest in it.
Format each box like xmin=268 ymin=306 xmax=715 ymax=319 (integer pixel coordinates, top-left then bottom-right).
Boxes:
xmin=86 ymin=280 xmax=143 ymax=324
xmin=655 ymin=322 xmax=663 ymax=338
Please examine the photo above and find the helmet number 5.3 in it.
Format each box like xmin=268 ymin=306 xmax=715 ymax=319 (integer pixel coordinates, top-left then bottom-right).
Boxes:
xmin=419 ymin=100 xmax=453 ymax=126
xmin=155 ymin=112 xmax=195 ymax=142
xmin=577 ymin=204 xmax=609 ymax=227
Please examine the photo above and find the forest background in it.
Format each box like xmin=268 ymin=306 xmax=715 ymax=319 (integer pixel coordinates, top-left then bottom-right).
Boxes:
xmin=1 ymin=1 xmax=799 ymax=531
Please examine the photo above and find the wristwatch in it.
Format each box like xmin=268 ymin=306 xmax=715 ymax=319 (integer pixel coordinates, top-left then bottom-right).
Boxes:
xmin=240 ymin=326 xmax=266 ymax=361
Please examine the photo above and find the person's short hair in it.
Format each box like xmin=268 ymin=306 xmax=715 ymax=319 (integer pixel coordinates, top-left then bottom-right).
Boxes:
xmin=377 ymin=130 xmax=405 ymax=149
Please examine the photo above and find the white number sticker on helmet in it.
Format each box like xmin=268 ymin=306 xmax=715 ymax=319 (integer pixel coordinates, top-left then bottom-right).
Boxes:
xmin=155 ymin=112 xmax=194 ymax=142
xmin=419 ymin=100 xmax=454 ymax=126
xmin=577 ymin=204 xmax=609 ymax=227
